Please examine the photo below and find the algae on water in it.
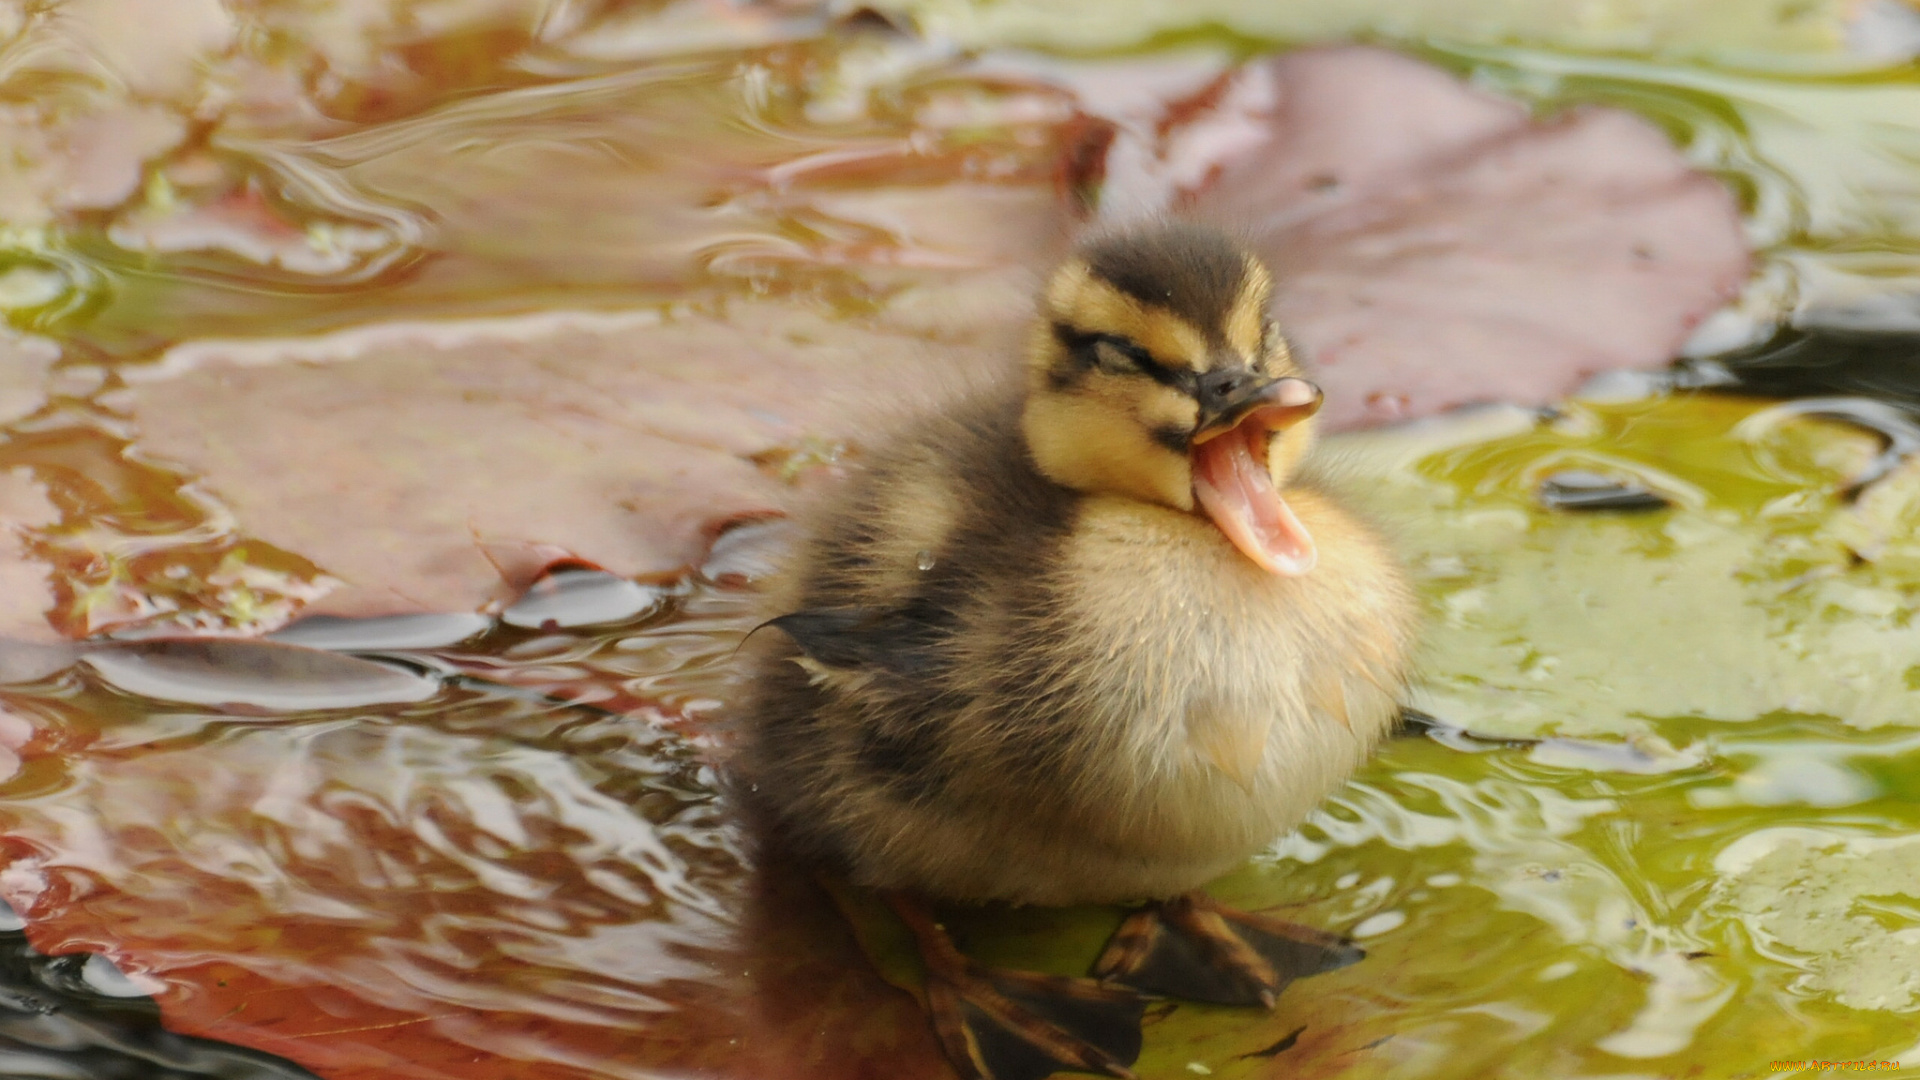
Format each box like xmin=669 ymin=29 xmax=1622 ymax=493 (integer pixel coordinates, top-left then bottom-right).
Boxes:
xmin=861 ymin=0 xmax=1854 ymax=60
xmin=1712 ymin=828 xmax=1920 ymax=1013
xmin=1331 ymin=392 xmax=1920 ymax=738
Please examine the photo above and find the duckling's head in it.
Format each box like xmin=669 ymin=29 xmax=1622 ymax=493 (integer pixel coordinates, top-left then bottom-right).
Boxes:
xmin=1022 ymin=222 xmax=1324 ymax=575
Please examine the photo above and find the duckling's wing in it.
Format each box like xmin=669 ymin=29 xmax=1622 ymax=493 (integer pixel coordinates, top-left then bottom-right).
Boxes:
xmin=764 ymin=606 xmax=944 ymax=676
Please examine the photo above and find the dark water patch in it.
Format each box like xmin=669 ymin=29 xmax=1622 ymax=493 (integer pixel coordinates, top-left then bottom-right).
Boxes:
xmin=1677 ymin=328 xmax=1920 ymax=492
xmin=1691 ymin=327 xmax=1920 ymax=410
xmin=0 ymin=900 xmax=322 ymax=1080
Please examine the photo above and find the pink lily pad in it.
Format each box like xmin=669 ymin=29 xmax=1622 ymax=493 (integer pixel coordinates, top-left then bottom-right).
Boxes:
xmin=126 ymin=293 xmax=1031 ymax=620
xmin=1170 ymin=45 xmax=1751 ymax=428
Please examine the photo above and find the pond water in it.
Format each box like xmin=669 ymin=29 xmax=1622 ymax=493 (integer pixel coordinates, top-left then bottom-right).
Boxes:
xmin=2 ymin=2 xmax=1920 ymax=1078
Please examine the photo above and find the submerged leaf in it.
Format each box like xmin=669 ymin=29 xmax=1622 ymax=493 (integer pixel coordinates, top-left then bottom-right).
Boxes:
xmin=0 ymin=642 xmax=960 ymax=1080
xmin=0 ymin=908 xmax=323 ymax=1080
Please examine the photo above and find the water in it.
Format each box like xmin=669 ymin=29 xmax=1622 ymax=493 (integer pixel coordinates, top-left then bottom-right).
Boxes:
xmin=3 ymin=2 xmax=1920 ymax=1078
xmin=0 ymin=569 xmax=761 ymax=1078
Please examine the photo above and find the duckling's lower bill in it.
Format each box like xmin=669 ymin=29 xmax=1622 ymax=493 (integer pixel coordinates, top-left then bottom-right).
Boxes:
xmin=735 ymin=221 xmax=1417 ymax=1080
xmin=1191 ymin=376 xmax=1323 ymax=576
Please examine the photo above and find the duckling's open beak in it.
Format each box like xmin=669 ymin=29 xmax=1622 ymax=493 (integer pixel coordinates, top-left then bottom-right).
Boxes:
xmin=1190 ymin=377 xmax=1322 ymax=577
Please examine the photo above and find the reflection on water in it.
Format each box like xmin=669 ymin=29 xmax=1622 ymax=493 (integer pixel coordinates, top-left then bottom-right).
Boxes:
xmin=1 ymin=569 xmax=750 ymax=1078
xmin=3 ymin=2 xmax=1920 ymax=1078
xmin=0 ymin=556 xmax=989 ymax=1078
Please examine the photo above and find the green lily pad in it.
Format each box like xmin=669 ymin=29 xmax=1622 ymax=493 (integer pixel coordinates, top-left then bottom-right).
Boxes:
xmin=862 ymin=0 xmax=1853 ymax=61
xmin=1344 ymin=392 xmax=1917 ymax=738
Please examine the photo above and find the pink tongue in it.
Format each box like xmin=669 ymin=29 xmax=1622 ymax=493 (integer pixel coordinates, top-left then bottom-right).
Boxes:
xmin=1192 ymin=427 xmax=1317 ymax=576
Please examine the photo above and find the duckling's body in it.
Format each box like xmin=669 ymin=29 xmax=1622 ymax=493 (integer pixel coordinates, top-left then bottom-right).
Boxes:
xmin=740 ymin=391 xmax=1410 ymax=907
xmin=734 ymin=222 xmax=1417 ymax=1080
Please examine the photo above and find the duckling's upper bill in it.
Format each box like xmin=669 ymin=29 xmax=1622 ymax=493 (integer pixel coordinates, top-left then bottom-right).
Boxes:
xmin=1024 ymin=224 xmax=1324 ymax=575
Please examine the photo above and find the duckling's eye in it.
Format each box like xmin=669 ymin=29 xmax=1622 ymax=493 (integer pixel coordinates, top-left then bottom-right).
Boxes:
xmin=1089 ymin=339 xmax=1144 ymax=375
xmin=1056 ymin=326 xmax=1156 ymax=377
xmin=1055 ymin=325 xmax=1199 ymax=393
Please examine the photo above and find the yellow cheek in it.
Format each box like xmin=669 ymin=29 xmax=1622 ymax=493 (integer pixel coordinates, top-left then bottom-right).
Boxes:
xmin=1024 ymin=381 xmax=1197 ymax=511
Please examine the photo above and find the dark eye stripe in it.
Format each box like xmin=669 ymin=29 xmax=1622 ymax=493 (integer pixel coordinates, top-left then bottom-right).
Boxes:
xmin=1049 ymin=322 xmax=1198 ymax=394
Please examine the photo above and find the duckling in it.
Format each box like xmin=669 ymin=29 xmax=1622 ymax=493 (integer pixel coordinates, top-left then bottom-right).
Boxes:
xmin=735 ymin=222 xmax=1418 ymax=1080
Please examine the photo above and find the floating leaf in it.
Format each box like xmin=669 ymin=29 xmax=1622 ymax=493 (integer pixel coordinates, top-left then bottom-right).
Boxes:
xmin=500 ymin=568 xmax=667 ymax=630
xmin=862 ymin=0 xmax=1855 ymax=60
xmin=1167 ymin=47 xmax=1749 ymax=429
xmin=1440 ymin=45 xmax=1920 ymax=333
xmin=78 ymin=639 xmax=440 ymax=711
xmin=1334 ymin=393 xmax=1916 ymax=737
xmin=122 ymin=300 xmax=1024 ymax=620
xmin=267 ymin=613 xmax=495 ymax=651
